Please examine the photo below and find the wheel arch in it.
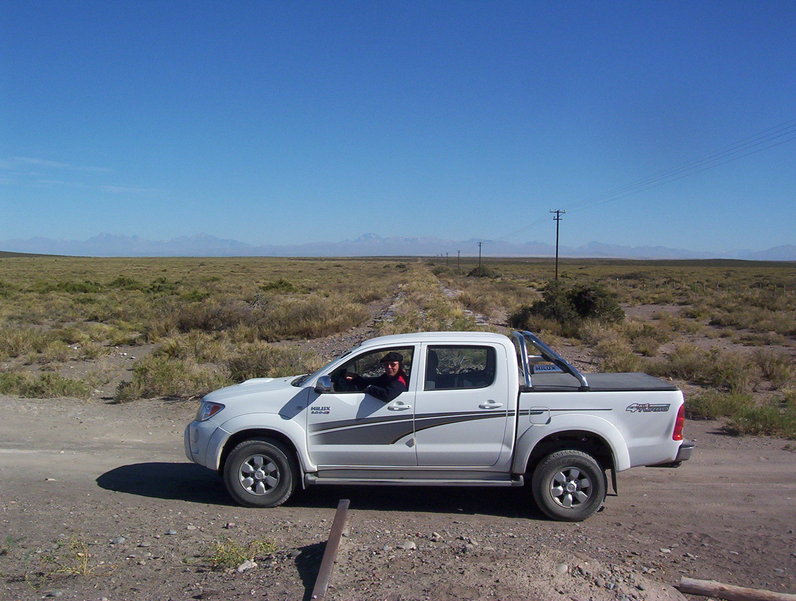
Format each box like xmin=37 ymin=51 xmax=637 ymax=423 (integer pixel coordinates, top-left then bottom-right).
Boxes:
xmin=522 ymin=429 xmax=617 ymax=475
xmin=219 ymin=429 xmax=304 ymax=482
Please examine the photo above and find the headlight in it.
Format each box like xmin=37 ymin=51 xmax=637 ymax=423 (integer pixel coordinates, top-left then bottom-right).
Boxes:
xmin=196 ymin=401 xmax=225 ymax=422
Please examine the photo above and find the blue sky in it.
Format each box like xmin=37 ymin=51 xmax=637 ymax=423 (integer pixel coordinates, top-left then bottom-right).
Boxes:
xmin=1 ymin=1 xmax=794 ymax=254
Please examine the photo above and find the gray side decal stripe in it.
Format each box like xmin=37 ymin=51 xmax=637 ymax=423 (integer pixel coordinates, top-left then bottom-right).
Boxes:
xmin=311 ymin=411 xmax=508 ymax=445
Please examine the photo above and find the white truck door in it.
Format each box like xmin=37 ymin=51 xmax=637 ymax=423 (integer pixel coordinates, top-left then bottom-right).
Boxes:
xmin=414 ymin=344 xmax=512 ymax=468
xmin=306 ymin=345 xmax=418 ymax=468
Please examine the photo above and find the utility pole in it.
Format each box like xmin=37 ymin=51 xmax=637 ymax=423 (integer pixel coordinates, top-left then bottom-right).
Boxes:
xmin=477 ymin=241 xmax=484 ymax=269
xmin=550 ymin=209 xmax=566 ymax=281
xmin=457 ymin=250 xmax=461 ymax=274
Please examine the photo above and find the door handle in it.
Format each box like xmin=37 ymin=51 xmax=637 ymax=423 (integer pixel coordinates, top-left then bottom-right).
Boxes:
xmin=479 ymin=401 xmax=503 ymax=409
xmin=388 ymin=401 xmax=412 ymax=411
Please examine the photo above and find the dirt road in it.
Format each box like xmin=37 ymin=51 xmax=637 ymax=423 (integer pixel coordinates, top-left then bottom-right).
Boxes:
xmin=1 ymin=395 xmax=794 ymax=600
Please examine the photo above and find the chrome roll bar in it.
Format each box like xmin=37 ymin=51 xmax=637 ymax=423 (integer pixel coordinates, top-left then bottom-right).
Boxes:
xmin=512 ymin=330 xmax=590 ymax=391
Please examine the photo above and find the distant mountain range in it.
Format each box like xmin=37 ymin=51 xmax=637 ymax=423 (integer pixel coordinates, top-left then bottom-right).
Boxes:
xmin=1 ymin=233 xmax=795 ymax=261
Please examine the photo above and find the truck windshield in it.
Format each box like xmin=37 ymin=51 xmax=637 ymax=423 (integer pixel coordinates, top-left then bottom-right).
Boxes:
xmin=291 ymin=349 xmax=355 ymax=387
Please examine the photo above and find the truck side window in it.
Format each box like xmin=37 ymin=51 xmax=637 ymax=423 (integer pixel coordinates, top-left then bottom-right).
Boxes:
xmin=330 ymin=347 xmax=413 ymax=393
xmin=424 ymin=346 xmax=496 ymax=391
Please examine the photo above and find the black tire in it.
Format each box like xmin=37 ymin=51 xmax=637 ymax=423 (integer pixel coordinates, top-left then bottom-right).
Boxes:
xmin=531 ymin=449 xmax=606 ymax=522
xmin=223 ymin=438 xmax=298 ymax=508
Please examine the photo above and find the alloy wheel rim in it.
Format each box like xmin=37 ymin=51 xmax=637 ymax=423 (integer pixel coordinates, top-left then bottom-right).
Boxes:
xmin=549 ymin=467 xmax=592 ymax=508
xmin=239 ymin=454 xmax=280 ymax=496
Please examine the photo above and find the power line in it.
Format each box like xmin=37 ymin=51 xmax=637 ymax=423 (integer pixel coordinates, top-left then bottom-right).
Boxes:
xmin=570 ymin=118 xmax=796 ymax=213
xmin=501 ymin=118 xmax=796 ymax=240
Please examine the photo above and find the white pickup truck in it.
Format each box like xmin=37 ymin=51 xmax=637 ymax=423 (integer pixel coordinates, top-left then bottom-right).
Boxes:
xmin=185 ymin=330 xmax=693 ymax=521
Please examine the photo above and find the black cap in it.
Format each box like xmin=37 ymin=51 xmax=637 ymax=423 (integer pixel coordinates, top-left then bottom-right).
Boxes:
xmin=380 ymin=351 xmax=403 ymax=363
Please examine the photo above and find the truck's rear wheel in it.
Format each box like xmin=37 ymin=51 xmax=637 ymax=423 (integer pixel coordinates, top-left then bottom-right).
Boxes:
xmin=531 ymin=449 xmax=606 ymax=521
xmin=223 ymin=438 xmax=297 ymax=508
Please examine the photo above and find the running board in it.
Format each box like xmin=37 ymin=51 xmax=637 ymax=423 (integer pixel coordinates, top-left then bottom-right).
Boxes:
xmin=304 ymin=474 xmax=525 ymax=487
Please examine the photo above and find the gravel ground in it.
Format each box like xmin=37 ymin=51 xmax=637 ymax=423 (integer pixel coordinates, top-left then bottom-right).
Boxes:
xmin=1 ymin=394 xmax=794 ymax=601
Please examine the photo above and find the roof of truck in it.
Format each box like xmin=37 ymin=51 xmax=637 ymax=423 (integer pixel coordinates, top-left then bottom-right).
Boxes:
xmin=356 ymin=331 xmax=511 ymax=349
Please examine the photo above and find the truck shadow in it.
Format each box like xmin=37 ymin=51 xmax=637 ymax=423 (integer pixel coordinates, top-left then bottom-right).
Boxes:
xmin=287 ymin=485 xmax=544 ymax=520
xmin=96 ymin=462 xmax=233 ymax=505
xmin=97 ymin=462 xmax=546 ymax=519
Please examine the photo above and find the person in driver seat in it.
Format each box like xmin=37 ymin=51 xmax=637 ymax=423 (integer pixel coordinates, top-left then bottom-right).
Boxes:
xmin=344 ymin=352 xmax=408 ymax=402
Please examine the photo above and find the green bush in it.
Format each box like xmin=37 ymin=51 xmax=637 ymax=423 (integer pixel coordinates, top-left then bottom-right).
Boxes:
xmin=261 ymin=297 xmax=369 ymax=339
xmin=725 ymin=404 xmax=796 ymax=438
xmin=0 ymin=326 xmax=57 ymax=358
xmin=650 ymin=345 xmax=754 ymax=393
xmin=227 ymin=343 xmax=322 ymax=381
xmin=689 ymin=391 xmax=796 ymax=438
xmin=467 ymin=265 xmax=499 ymax=278
xmin=115 ymin=356 xmax=229 ymax=401
xmin=568 ymin=285 xmax=625 ymax=322
xmin=259 ymin=278 xmax=304 ymax=293
xmin=509 ymin=281 xmax=624 ymax=337
xmin=753 ymin=348 xmax=793 ymax=388
xmin=108 ymin=276 xmax=144 ymax=290
xmin=0 ymin=372 xmax=91 ymax=399
xmin=686 ymin=391 xmax=752 ymax=420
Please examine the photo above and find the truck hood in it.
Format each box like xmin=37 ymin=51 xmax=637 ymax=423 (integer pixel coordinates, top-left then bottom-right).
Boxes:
xmin=203 ymin=375 xmax=307 ymax=415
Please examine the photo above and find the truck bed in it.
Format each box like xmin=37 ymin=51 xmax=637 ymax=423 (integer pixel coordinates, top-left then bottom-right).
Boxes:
xmin=530 ymin=372 xmax=679 ymax=392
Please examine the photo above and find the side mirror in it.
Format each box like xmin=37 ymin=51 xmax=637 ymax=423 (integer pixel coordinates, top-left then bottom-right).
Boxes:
xmin=314 ymin=375 xmax=333 ymax=394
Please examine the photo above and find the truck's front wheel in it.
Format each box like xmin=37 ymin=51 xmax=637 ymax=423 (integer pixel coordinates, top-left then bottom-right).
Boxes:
xmin=223 ymin=438 xmax=297 ymax=508
xmin=531 ymin=449 xmax=606 ymax=521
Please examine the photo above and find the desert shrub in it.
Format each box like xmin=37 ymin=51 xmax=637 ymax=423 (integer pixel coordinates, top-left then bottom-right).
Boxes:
xmin=648 ymin=344 xmax=706 ymax=382
xmin=583 ymin=325 xmax=644 ymax=372
xmin=78 ymin=340 xmax=106 ymax=360
xmin=709 ymin=350 xmax=754 ymax=393
xmin=182 ymin=290 xmax=211 ymax=302
xmin=34 ymin=340 xmax=75 ymax=363
xmin=0 ymin=371 xmax=91 ymax=399
xmin=753 ymin=349 xmax=794 ymax=388
xmin=690 ymin=390 xmax=796 ymax=437
xmin=467 ymin=265 xmax=500 ymax=278
xmin=53 ymin=326 xmax=92 ymax=346
xmin=510 ymin=282 xmax=575 ymax=327
xmin=686 ymin=391 xmax=751 ymax=420
xmin=0 ymin=326 xmax=56 ymax=358
xmin=456 ymin=291 xmax=497 ymax=317
xmin=568 ymin=285 xmax=625 ymax=322
xmin=725 ymin=404 xmax=796 ymax=438
xmin=147 ymin=277 xmax=181 ymax=295
xmin=115 ymin=356 xmax=229 ymax=401
xmin=175 ymin=300 xmax=257 ymax=333
xmin=733 ymin=331 xmax=787 ymax=346
xmin=657 ymin=313 xmax=703 ymax=335
xmin=226 ymin=343 xmax=323 ymax=381
xmin=509 ymin=305 xmax=579 ymax=338
xmin=260 ymin=278 xmax=304 ymax=293
xmin=29 ymin=280 xmax=104 ymax=294
xmin=108 ymin=275 xmax=144 ymax=290
xmin=155 ymin=332 xmax=229 ymax=363
xmin=0 ymin=279 xmax=15 ymax=297
xmin=261 ymin=297 xmax=369 ymax=339
xmin=650 ymin=345 xmax=755 ymax=393
xmin=353 ymin=286 xmax=385 ymax=303
xmin=623 ymin=322 xmax=670 ymax=356
xmin=509 ymin=281 xmax=623 ymax=338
